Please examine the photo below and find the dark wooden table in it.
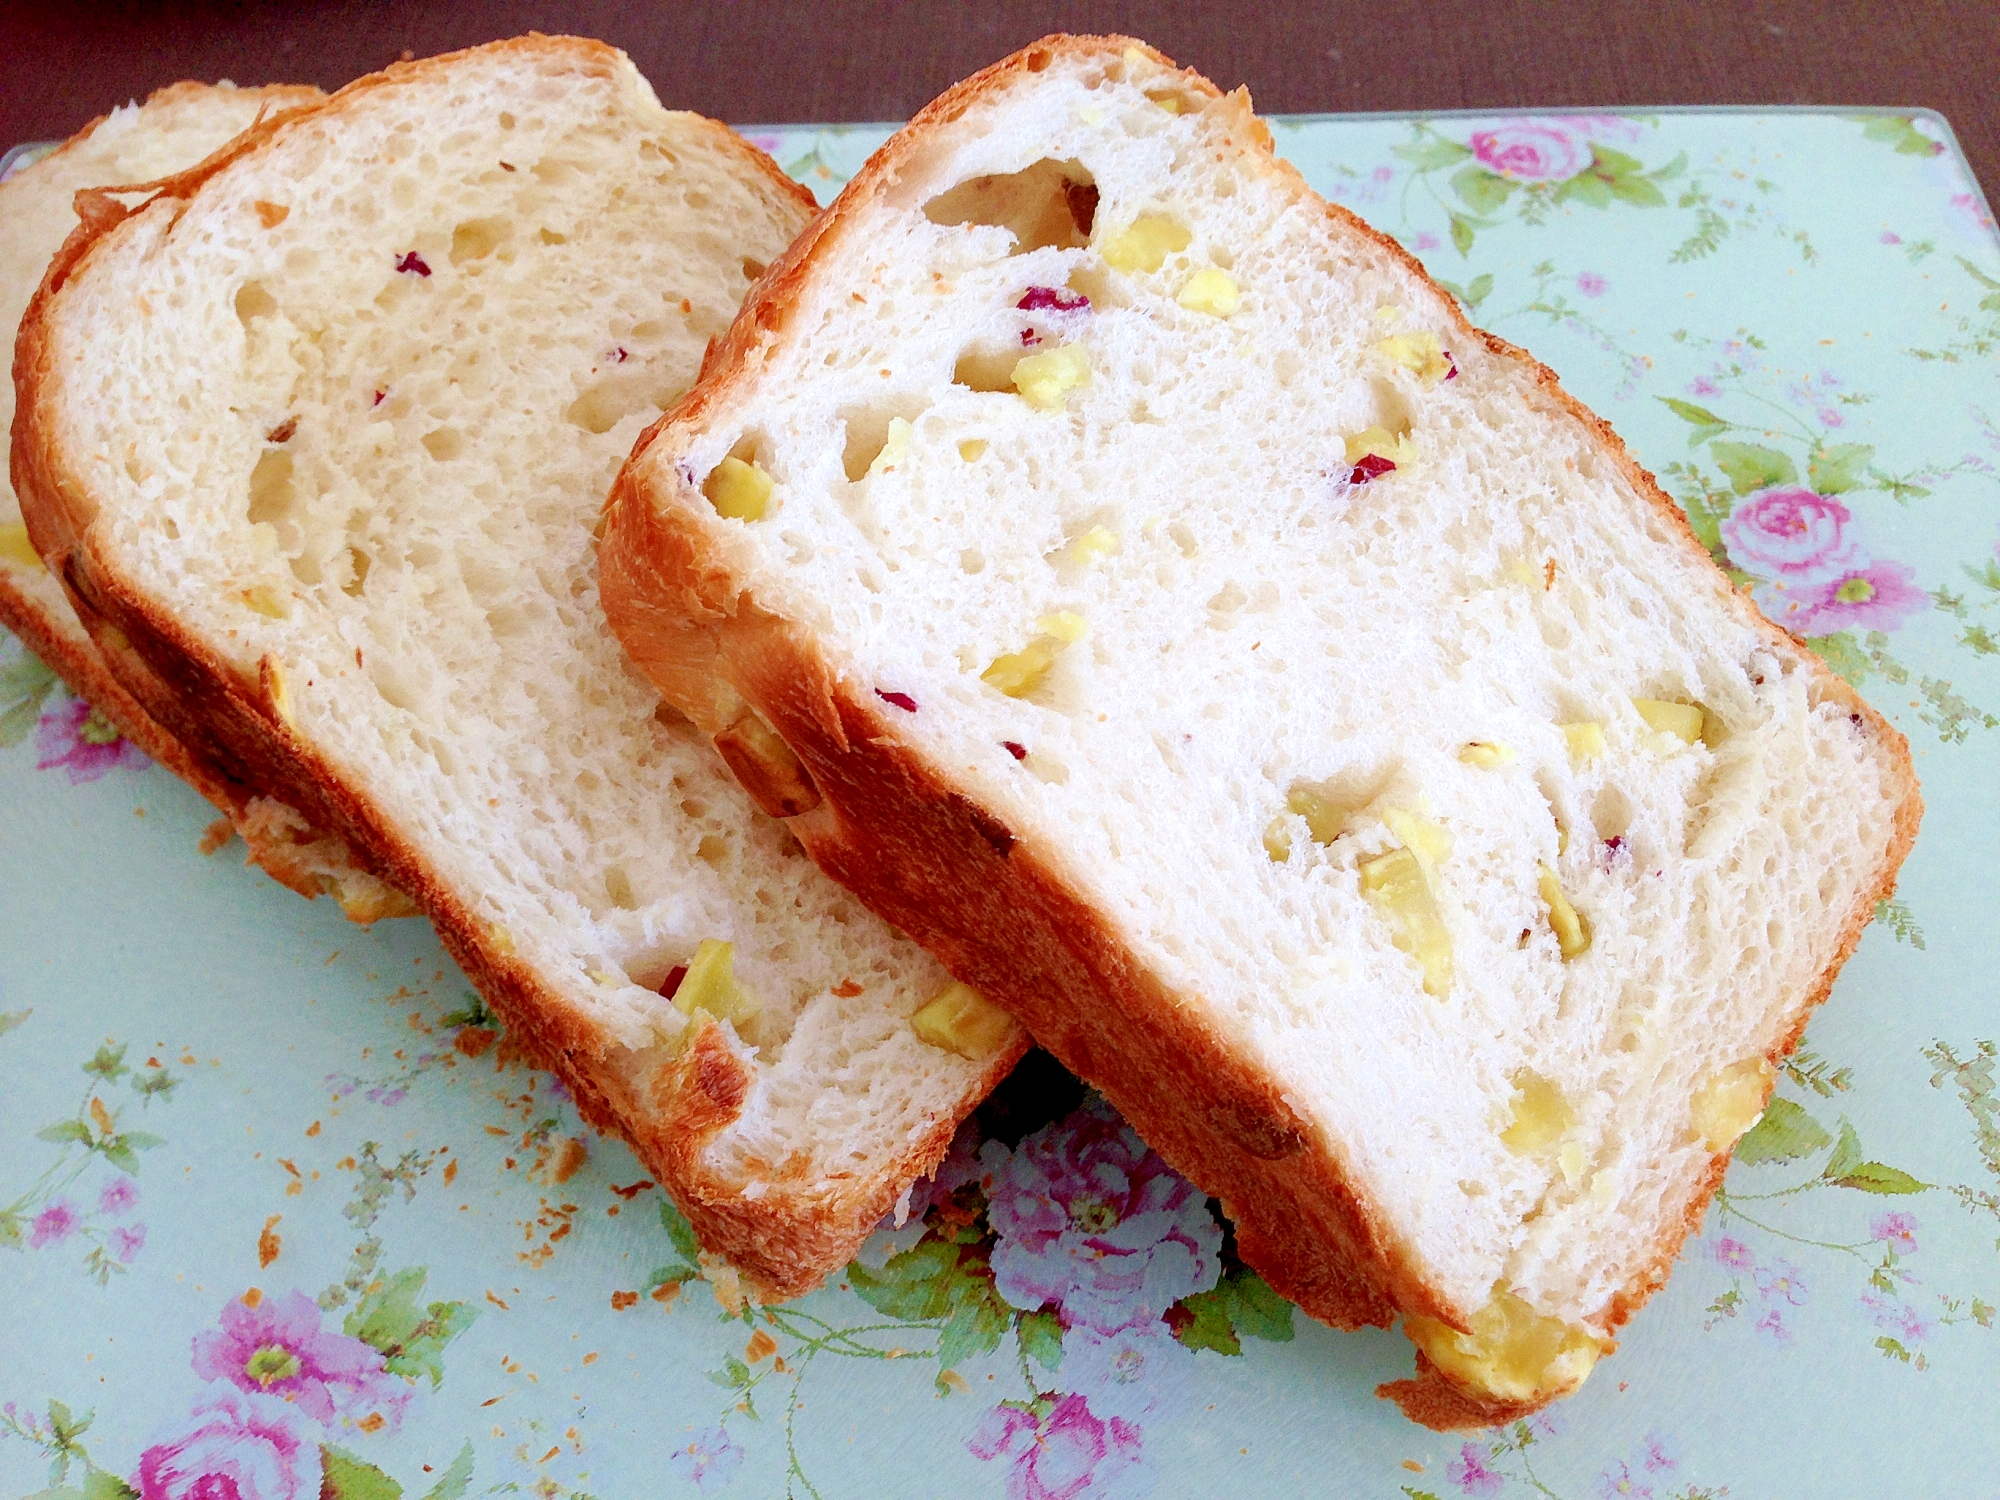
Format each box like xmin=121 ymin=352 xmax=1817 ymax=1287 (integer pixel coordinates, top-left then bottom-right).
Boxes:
xmin=4 ymin=2 xmax=1994 ymax=198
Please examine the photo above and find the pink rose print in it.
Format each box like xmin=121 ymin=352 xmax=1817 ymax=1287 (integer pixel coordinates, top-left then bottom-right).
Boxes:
xmin=1711 ymin=1236 xmax=1756 ymax=1272
xmin=1720 ymin=487 xmax=1859 ymax=581
xmin=99 ymin=1178 xmax=139 ymax=1216
xmin=667 ymin=1425 xmax=744 ymax=1492
xmin=1765 ymin=560 xmax=1929 ymax=636
xmin=1447 ymin=1441 xmax=1505 ymax=1496
xmin=1861 ymin=1291 xmax=1936 ymax=1344
xmin=1060 ymin=1319 xmax=1196 ymax=1423
xmin=1468 ymin=121 xmax=1589 ymax=182
xmin=1596 ymin=1459 xmax=1653 ymax=1499
xmin=1755 ymin=1258 xmax=1809 ymax=1307
xmin=35 ymin=698 xmax=149 ymax=783
xmin=968 ymin=1394 xmax=1150 ymax=1500
xmin=191 ymin=1290 xmax=408 ymax=1429
xmin=133 ymin=1392 xmax=316 ymax=1500
xmin=981 ymin=1097 xmax=1222 ymax=1330
xmin=111 ymin=1223 xmax=149 ymax=1263
xmin=29 ymin=1199 xmax=79 ymax=1247
xmin=1952 ymin=192 xmax=1996 ymax=232
xmin=742 ymin=133 xmax=785 ymax=156
xmin=1576 ymin=272 xmax=1609 ymax=297
xmin=1754 ymin=1307 xmax=1794 ymax=1347
xmin=1870 ymin=1211 xmax=1919 ymax=1253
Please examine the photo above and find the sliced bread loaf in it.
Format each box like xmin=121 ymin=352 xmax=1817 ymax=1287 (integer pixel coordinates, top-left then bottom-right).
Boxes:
xmin=15 ymin=36 xmax=1025 ymax=1296
xmin=602 ymin=36 xmax=1921 ymax=1420
xmin=0 ymin=80 xmax=404 ymax=918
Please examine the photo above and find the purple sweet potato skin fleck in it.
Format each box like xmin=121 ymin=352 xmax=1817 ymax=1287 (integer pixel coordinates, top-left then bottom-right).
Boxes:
xmin=1016 ymin=286 xmax=1089 ymax=313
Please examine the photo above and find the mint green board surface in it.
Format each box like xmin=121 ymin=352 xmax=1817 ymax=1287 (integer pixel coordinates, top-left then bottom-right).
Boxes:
xmin=3 ymin=109 xmax=1997 ymax=1500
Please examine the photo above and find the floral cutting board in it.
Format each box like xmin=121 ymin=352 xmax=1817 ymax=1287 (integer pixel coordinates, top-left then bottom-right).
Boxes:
xmin=3 ymin=108 xmax=1998 ymax=1500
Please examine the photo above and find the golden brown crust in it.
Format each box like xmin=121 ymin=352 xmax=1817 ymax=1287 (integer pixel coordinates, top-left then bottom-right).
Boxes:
xmin=10 ymin=34 xmax=1008 ymax=1300
xmin=601 ymin=33 xmax=1925 ymax=1420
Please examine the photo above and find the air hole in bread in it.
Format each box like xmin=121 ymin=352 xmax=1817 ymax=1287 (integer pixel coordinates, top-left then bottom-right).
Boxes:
xmin=921 ymin=158 xmax=1097 ymax=253
xmin=565 ymin=372 xmax=687 ymax=435
xmin=247 ymin=449 xmax=300 ymax=546
xmin=450 ymin=216 xmax=511 ymax=265
xmin=1590 ymin=786 xmax=1633 ymax=844
xmin=486 ymin=604 xmax=528 ymax=637
xmin=370 ymin=658 xmax=420 ymax=712
xmin=342 ymin=546 xmax=371 ymax=598
xmin=422 ymin=426 xmax=465 ymax=461
xmin=1534 ymin=768 xmax=1567 ymax=834
xmin=1368 ymin=377 xmax=1414 ymax=442
xmin=534 ymin=156 xmax=583 ymax=186
xmin=235 ymin=280 xmax=278 ymax=325
xmin=414 ymin=728 xmax=459 ymax=777
xmin=1025 ymin=750 xmax=1069 ymax=785
xmin=1062 ymin=262 xmax=1122 ymax=310
xmin=604 ymin=865 xmax=637 ymax=910
xmin=839 ymin=404 xmax=927 ymax=481
xmin=1684 ymin=751 xmax=1753 ymax=860
xmin=1280 ymin=759 xmax=1402 ymax=846
xmin=951 ymin=343 xmax=1019 ymax=395
xmin=959 ymin=547 xmax=985 ymax=575
xmin=741 ymin=257 xmax=766 ymax=282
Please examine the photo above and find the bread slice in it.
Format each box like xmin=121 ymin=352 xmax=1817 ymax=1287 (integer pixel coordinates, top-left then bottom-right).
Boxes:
xmin=14 ymin=35 xmax=1025 ymax=1296
xmin=601 ymin=35 xmax=1922 ymax=1421
xmin=0 ymin=81 xmax=408 ymax=918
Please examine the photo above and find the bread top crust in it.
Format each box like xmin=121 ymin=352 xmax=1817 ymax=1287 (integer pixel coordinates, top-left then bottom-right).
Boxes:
xmin=604 ymin=32 xmax=1921 ymax=1415
xmin=12 ymin=35 xmax=1020 ymax=1300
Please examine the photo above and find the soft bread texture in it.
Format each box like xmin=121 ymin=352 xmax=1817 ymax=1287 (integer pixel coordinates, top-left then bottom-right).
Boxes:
xmin=0 ymin=81 xmax=404 ymax=917
xmin=603 ymin=35 xmax=1921 ymax=1422
xmin=14 ymin=36 xmax=1024 ymax=1296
